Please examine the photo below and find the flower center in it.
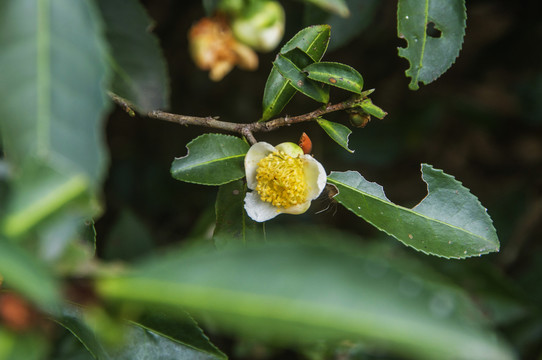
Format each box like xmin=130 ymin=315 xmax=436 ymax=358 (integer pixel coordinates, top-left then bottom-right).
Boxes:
xmin=255 ymin=151 xmax=307 ymax=208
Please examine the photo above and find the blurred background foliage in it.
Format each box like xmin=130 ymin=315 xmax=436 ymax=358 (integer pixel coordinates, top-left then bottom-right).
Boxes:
xmin=0 ymin=0 xmax=539 ymax=359
xmin=92 ymin=0 xmax=542 ymax=358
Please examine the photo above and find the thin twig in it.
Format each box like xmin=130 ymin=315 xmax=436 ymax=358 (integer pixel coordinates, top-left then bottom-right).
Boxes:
xmin=109 ymin=92 xmax=366 ymax=141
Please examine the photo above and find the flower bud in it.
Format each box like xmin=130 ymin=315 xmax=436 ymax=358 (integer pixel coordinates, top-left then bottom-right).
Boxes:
xmin=231 ymin=1 xmax=285 ymax=52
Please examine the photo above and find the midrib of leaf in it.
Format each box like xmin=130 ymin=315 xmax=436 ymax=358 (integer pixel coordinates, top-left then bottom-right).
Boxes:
xmin=415 ymin=0 xmax=429 ymax=83
xmin=2 ymin=174 xmax=89 ymax=237
xmin=37 ymin=0 xmax=51 ymax=156
xmin=99 ymin=278 xmax=414 ymax=337
xmin=106 ymin=52 xmax=136 ymax=94
xmin=175 ymin=153 xmax=246 ymax=171
xmin=327 ymin=177 xmax=494 ymax=246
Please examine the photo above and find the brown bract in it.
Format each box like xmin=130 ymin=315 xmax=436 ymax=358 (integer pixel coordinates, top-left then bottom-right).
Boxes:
xmin=188 ymin=16 xmax=258 ymax=81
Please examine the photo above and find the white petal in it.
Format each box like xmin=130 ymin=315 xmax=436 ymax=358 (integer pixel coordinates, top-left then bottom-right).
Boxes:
xmin=244 ymin=191 xmax=281 ymax=222
xmin=245 ymin=142 xmax=276 ymax=190
xmin=302 ymin=155 xmax=327 ymax=200
xmin=282 ymin=201 xmax=311 ymax=215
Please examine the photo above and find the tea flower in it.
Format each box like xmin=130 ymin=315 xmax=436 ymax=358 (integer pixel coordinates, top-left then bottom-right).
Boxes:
xmin=244 ymin=142 xmax=327 ymax=222
xmin=188 ymin=16 xmax=258 ymax=81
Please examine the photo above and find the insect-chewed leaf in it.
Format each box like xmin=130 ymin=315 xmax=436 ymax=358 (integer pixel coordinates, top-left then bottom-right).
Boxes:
xmin=327 ymin=164 xmax=500 ymax=259
xmin=170 ymin=134 xmax=249 ymax=186
xmin=317 ymin=119 xmax=353 ymax=153
xmin=397 ymin=0 xmax=466 ymax=90
xmin=273 ymin=54 xmax=329 ymax=104
xmin=305 ymin=62 xmax=363 ymax=94
xmin=261 ymin=25 xmax=331 ymax=121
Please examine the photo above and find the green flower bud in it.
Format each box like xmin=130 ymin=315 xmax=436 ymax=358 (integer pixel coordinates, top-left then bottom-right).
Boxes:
xmin=231 ymin=1 xmax=285 ymax=52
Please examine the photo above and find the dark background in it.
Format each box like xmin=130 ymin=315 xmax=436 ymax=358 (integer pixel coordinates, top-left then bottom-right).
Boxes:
xmin=97 ymin=0 xmax=542 ymax=357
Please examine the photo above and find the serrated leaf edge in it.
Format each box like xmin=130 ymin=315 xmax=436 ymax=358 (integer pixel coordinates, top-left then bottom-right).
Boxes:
xmin=327 ymin=166 xmax=499 ymax=259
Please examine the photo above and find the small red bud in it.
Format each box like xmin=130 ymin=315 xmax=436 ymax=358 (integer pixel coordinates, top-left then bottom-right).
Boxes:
xmin=298 ymin=132 xmax=312 ymax=154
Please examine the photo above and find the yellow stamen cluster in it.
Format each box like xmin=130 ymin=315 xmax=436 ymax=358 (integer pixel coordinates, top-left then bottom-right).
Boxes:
xmin=255 ymin=151 xmax=306 ymax=208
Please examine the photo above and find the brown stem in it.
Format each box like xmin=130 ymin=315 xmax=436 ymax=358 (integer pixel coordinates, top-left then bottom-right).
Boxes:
xmin=109 ymin=93 xmax=365 ymax=140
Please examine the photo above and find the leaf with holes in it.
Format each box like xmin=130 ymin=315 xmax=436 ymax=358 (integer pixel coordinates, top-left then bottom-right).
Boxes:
xmin=305 ymin=62 xmax=363 ymax=94
xmin=261 ymin=25 xmax=331 ymax=121
xmin=327 ymin=164 xmax=500 ymax=259
xmin=317 ymin=119 xmax=354 ymax=153
xmin=273 ymin=53 xmax=329 ymax=104
xmin=397 ymin=0 xmax=466 ymax=90
xmin=171 ymin=134 xmax=249 ymax=186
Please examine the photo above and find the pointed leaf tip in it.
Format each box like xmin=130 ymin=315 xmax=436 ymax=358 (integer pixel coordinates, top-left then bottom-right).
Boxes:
xmin=171 ymin=134 xmax=249 ymax=186
xmin=327 ymin=164 xmax=499 ymax=259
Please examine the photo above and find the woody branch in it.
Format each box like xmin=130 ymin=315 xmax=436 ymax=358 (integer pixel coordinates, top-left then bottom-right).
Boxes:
xmin=109 ymin=93 xmax=366 ymax=144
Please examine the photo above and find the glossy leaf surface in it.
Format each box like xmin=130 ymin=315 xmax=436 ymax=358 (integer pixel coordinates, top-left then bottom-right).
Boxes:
xmin=327 ymin=165 xmax=500 ymax=258
xmin=96 ymin=0 xmax=169 ymax=111
xmin=213 ymin=179 xmax=265 ymax=249
xmin=261 ymin=25 xmax=331 ymax=120
xmin=97 ymin=233 xmax=514 ymax=360
xmin=397 ymin=0 xmax=466 ymax=90
xmin=273 ymin=54 xmax=329 ymax=104
xmin=317 ymin=119 xmax=354 ymax=153
xmin=305 ymin=62 xmax=363 ymax=94
xmin=171 ymin=134 xmax=249 ymax=186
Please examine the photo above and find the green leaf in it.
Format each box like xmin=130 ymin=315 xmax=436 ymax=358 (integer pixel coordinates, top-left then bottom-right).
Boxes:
xmin=359 ymin=98 xmax=387 ymax=119
xmin=327 ymin=164 xmax=500 ymax=259
xmin=397 ymin=0 xmax=466 ymax=90
xmin=0 ymin=237 xmax=60 ymax=308
xmin=305 ymin=62 xmax=363 ymax=94
xmin=1 ymin=161 xmax=93 ymax=238
xmin=0 ymin=0 xmax=111 ymax=184
xmin=97 ymin=232 xmax=514 ymax=360
xmin=134 ymin=311 xmax=227 ymax=360
xmin=301 ymin=0 xmax=350 ymax=17
xmin=171 ymin=134 xmax=249 ymax=186
xmin=273 ymin=54 xmax=329 ymax=104
xmin=104 ymin=209 xmax=154 ymax=262
xmin=0 ymin=0 xmax=110 ymax=243
xmin=281 ymin=47 xmax=315 ymax=69
xmin=261 ymin=25 xmax=331 ymax=121
xmin=0 ymin=328 xmax=49 ymax=360
xmin=55 ymin=306 xmax=111 ymax=360
xmin=96 ymin=0 xmax=169 ymax=111
xmin=280 ymin=25 xmax=331 ymax=61
xmin=56 ymin=305 xmax=226 ymax=360
xmin=317 ymin=119 xmax=354 ymax=153
xmin=213 ymin=179 xmax=265 ymax=249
